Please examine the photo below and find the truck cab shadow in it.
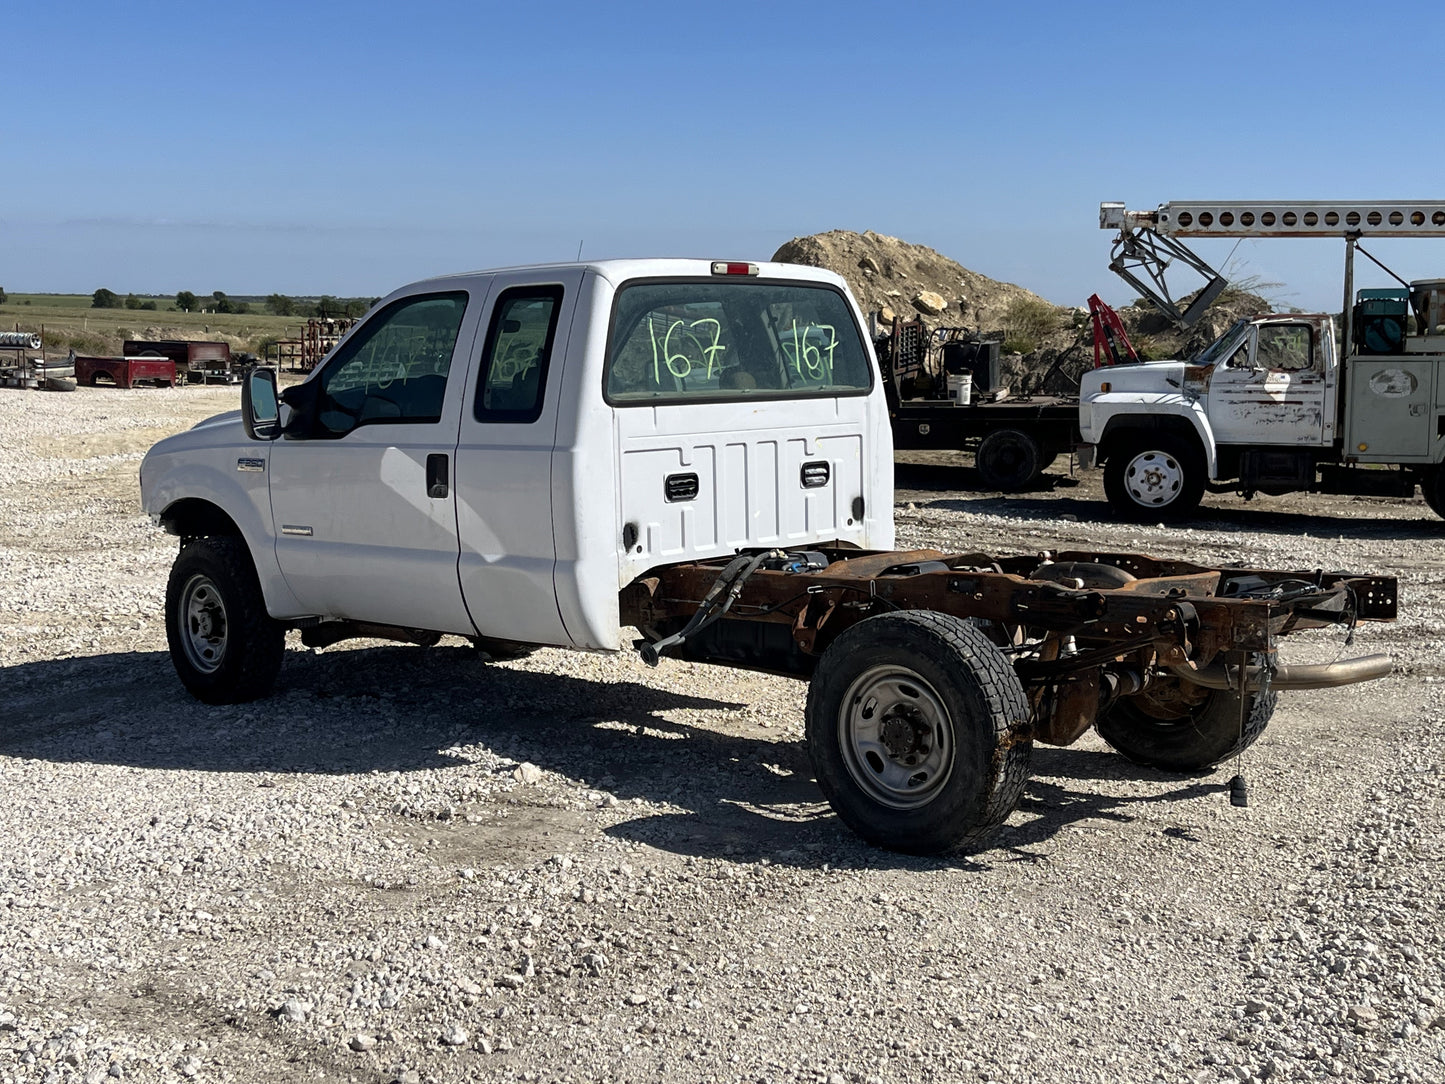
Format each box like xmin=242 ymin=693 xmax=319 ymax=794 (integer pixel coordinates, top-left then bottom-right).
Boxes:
xmin=0 ymin=645 xmax=743 ymax=776
xmin=1 ymin=646 xmax=1222 ymax=869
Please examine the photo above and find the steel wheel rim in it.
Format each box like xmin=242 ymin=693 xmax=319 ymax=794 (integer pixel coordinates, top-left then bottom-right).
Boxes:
xmin=1123 ymin=449 xmax=1183 ymax=507
xmin=837 ymin=665 xmax=954 ymax=810
xmin=179 ymin=573 xmax=228 ymax=674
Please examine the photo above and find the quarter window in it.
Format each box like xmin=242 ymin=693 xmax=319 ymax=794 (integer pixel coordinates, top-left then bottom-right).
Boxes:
xmin=314 ymin=292 xmax=468 ymax=435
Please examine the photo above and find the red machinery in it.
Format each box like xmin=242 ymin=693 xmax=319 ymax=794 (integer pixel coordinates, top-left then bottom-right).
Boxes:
xmin=1088 ymin=293 xmax=1140 ymax=368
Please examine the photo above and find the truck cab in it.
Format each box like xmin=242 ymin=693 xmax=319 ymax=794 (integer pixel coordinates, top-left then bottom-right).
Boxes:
xmin=1080 ymin=306 xmax=1445 ymax=519
xmin=141 ymin=258 xmax=894 ymax=701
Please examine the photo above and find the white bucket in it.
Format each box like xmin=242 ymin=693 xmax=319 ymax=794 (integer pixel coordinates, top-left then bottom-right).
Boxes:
xmin=947 ymin=372 xmax=973 ymax=405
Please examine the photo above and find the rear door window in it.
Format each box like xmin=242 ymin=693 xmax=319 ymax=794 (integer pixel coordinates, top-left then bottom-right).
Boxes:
xmin=474 ymin=286 xmax=564 ymax=423
xmin=605 ymin=280 xmax=872 ymax=403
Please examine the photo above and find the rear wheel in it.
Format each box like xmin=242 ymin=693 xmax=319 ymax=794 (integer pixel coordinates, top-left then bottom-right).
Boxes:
xmin=1104 ymin=433 xmax=1205 ymax=520
xmin=805 ymin=611 xmax=1032 ymax=854
xmin=1422 ymin=468 xmax=1445 ymax=519
xmin=1096 ymin=676 xmax=1276 ymax=770
xmin=165 ymin=537 xmax=285 ymax=704
xmin=975 ymin=428 xmax=1044 ymax=491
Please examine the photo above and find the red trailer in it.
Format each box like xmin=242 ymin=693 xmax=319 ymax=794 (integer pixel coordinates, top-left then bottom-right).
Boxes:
xmin=74 ymin=356 xmax=177 ymax=389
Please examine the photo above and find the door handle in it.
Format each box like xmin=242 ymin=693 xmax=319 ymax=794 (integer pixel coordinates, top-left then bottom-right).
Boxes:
xmin=426 ymin=454 xmax=449 ymax=499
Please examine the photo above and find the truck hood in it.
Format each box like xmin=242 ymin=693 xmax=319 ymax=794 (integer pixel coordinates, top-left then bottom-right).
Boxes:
xmin=143 ymin=410 xmax=248 ymax=467
xmin=1079 ymin=360 xmax=1188 ymax=397
xmin=191 ymin=409 xmax=244 ymax=432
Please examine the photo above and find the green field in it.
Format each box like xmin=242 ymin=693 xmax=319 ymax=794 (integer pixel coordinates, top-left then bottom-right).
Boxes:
xmin=1 ymin=295 xmax=313 ymax=358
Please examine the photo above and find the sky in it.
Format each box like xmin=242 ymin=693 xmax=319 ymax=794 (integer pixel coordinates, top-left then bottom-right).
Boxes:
xmin=6 ymin=0 xmax=1445 ymax=312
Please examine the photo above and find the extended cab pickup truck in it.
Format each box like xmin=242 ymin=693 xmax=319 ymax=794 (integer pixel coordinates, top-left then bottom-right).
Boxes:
xmin=141 ymin=259 xmax=1398 ymax=854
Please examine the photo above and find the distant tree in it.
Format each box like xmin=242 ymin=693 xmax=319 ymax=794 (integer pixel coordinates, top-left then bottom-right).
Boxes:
xmin=343 ymin=297 xmax=372 ymax=318
xmin=208 ymin=290 xmax=238 ymax=314
xmin=0 ymin=286 xmax=7 ymax=305
xmin=233 ymin=301 xmax=250 ymax=314
xmin=176 ymin=290 xmax=197 ymax=312
xmin=92 ymin=288 xmax=120 ymax=309
xmin=124 ymin=294 xmax=144 ymax=310
xmin=266 ymin=293 xmax=295 ymax=316
xmin=141 ymin=300 xmax=157 ymax=310
xmin=314 ymin=295 xmax=341 ymax=318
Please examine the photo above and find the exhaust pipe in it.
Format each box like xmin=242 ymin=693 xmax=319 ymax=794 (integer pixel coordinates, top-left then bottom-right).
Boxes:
xmin=1169 ymin=653 xmax=1392 ymax=692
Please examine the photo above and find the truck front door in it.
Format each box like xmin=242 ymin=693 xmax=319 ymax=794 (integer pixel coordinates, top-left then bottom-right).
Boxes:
xmin=1207 ymin=321 xmax=1331 ymax=447
xmin=268 ymin=287 xmax=487 ymax=633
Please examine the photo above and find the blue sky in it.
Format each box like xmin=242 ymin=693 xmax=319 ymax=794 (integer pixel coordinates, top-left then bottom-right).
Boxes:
xmin=6 ymin=0 xmax=1443 ymax=311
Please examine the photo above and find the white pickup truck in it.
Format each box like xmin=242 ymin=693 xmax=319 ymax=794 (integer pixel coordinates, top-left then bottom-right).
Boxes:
xmin=141 ymin=258 xmax=1397 ymax=854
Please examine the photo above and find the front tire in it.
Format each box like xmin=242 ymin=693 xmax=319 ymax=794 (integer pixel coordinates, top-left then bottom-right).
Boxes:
xmin=805 ymin=611 xmax=1032 ymax=855
xmin=1104 ymin=433 xmax=1205 ymax=520
xmin=1096 ymin=677 xmax=1276 ymax=771
xmin=165 ymin=537 xmax=285 ymax=704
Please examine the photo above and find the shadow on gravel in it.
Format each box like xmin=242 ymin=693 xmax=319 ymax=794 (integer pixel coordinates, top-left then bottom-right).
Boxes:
xmin=912 ymin=492 xmax=1444 ymax=540
xmin=0 ymin=645 xmax=743 ymax=777
xmin=1 ymin=645 xmax=1225 ymax=870
xmin=894 ymin=462 xmax=1079 ymax=495
xmin=997 ymin=745 xmax=1225 ymax=857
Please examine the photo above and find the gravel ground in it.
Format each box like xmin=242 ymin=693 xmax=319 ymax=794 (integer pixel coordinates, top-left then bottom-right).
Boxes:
xmin=2 ymin=386 xmax=1443 ymax=1084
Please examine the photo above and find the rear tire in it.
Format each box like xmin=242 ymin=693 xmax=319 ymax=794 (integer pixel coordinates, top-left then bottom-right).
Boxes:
xmin=1104 ymin=433 xmax=1205 ymax=520
xmin=805 ymin=611 xmax=1032 ymax=854
xmin=975 ymin=428 xmax=1044 ymax=491
xmin=165 ymin=537 xmax=285 ymax=704
xmin=1096 ymin=676 xmax=1276 ymax=771
xmin=1422 ymin=468 xmax=1445 ymax=519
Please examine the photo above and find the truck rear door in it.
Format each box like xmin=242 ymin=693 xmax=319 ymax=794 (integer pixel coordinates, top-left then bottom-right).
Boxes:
xmin=453 ymin=270 xmax=585 ymax=646
xmin=604 ymin=272 xmax=884 ymax=586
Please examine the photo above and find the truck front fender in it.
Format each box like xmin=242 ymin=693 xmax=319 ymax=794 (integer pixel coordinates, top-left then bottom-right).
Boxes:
xmin=1089 ymin=399 xmax=1218 ymax=480
xmin=145 ymin=458 xmax=307 ymax=619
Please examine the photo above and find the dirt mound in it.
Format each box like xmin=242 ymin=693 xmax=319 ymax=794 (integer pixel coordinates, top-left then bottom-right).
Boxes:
xmin=771 ymin=230 xmax=1055 ymax=331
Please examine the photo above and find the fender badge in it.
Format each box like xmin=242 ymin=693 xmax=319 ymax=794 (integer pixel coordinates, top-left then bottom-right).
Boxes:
xmin=237 ymin=457 xmax=266 ymax=472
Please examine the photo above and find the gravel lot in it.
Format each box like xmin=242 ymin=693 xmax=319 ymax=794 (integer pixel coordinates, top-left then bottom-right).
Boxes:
xmin=2 ymin=386 xmax=1443 ymax=1084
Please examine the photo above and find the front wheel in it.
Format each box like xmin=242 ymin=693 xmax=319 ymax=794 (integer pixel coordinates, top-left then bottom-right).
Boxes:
xmin=165 ymin=537 xmax=286 ymax=704
xmin=1096 ymin=676 xmax=1276 ymax=771
xmin=1103 ymin=433 xmax=1205 ymax=520
xmin=805 ymin=611 xmax=1032 ymax=855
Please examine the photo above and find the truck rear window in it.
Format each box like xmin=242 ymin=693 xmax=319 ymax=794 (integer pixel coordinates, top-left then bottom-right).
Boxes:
xmin=605 ymin=280 xmax=872 ymax=403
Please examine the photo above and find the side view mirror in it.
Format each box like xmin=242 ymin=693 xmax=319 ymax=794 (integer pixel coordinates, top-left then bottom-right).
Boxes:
xmin=242 ymin=367 xmax=281 ymax=440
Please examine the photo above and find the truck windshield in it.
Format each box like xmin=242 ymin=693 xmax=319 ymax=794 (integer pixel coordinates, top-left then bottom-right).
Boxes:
xmin=605 ymin=280 xmax=873 ymax=403
xmin=1192 ymin=319 xmax=1250 ymax=368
